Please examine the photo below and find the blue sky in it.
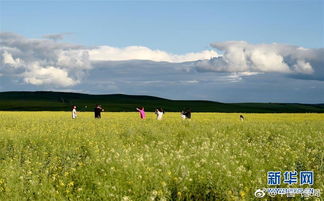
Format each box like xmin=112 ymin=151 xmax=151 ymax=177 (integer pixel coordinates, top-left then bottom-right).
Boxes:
xmin=1 ymin=0 xmax=323 ymax=52
xmin=0 ymin=0 xmax=324 ymax=103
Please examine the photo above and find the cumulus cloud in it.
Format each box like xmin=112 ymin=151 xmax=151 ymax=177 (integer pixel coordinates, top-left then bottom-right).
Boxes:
xmin=89 ymin=46 xmax=218 ymax=63
xmin=1 ymin=32 xmax=324 ymax=92
xmin=0 ymin=32 xmax=88 ymax=87
xmin=0 ymin=32 xmax=220 ymax=88
xmin=57 ymin=49 xmax=91 ymax=70
xmin=2 ymin=51 xmax=23 ymax=68
xmin=195 ymin=41 xmax=323 ymax=79
xmin=23 ymin=63 xmax=78 ymax=87
xmin=0 ymin=33 xmax=218 ymax=87
xmin=293 ymin=60 xmax=313 ymax=74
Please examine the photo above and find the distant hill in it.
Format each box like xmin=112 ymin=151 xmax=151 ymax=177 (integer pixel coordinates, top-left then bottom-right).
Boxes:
xmin=0 ymin=91 xmax=323 ymax=113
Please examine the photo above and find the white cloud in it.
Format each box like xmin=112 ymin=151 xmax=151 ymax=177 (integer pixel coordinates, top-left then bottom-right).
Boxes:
xmin=23 ymin=63 xmax=77 ymax=87
xmin=1 ymin=32 xmax=324 ymax=92
xmin=293 ymin=60 xmax=313 ymax=74
xmin=0 ymin=33 xmax=220 ymax=87
xmin=249 ymin=48 xmax=290 ymax=72
xmin=196 ymin=41 xmax=319 ymax=75
xmin=89 ymin=46 xmax=218 ymax=63
xmin=57 ymin=49 xmax=91 ymax=70
xmin=184 ymin=80 xmax=199 ymax=84
xmin=239 ymin=72 xmax=260 ymax=76
xmin=0 ymin=33 xmax=87 ymax=87
xmin=2 ymin=51 xmax=23 ymax=68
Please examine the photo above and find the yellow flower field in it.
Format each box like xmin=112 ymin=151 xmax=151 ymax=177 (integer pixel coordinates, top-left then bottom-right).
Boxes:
xmin=0 ymin=112 xmax=323 ymax=201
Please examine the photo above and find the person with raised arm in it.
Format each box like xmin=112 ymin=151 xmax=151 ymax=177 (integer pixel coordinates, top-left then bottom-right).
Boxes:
xmin=136 ymin=107 xmax=146 ymax=119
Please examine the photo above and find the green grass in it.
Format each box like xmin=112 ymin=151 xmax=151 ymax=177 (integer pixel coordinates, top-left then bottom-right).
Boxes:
xmin=0 ymin=112 xmax=323 ymax=201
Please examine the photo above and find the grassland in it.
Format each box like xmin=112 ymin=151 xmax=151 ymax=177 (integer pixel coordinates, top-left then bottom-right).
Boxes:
xmin=0 ymin=112 xmax=323 ymax=201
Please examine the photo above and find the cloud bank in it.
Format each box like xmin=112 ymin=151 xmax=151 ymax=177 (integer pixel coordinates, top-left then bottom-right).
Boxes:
xmin=89 ymin=46 xmax=218 ymax=63
xmin=195 ymin=41 xmax=322 ymax=77
xmin=0 ymin=32 xmax=218 ymax=87
xmin=0 ymin=32 xmax=323 ymax=103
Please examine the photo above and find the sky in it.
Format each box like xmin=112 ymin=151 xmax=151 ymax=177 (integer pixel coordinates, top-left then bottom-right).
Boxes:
xmin=0 ymin=0 xmax=324 ymax=103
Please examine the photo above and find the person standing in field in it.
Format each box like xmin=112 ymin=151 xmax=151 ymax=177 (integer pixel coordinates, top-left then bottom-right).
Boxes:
xmin=155 ymin=108 xmax=164 ymax=120
xmin=72 ymin=105 xmax=77 ymax=119
xmin=181 ymin=110 xmax=186 ymax=119
xmin=181 ymin=108 xmax=191 ymax=119
xmin=136 ymin=107 xmax=146 ymax=119
xmin=185 ymin=109 xmax=192 ymax=119
xmin=94 ymin=105 xmax=104 ymax=118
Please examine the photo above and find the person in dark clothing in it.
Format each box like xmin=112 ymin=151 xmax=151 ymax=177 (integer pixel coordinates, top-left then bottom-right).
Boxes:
xmin=94 ymin=105 xmax=104 ymax=118
xmin=184 ymin=108 xmax=191 ymax=119
xmin=181 ymin=108 xmax=191 ymax=119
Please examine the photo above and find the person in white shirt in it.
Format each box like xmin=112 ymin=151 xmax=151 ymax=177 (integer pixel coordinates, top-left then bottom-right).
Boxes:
xmin=181 ymin=110 xmax=186 ymax=119
xmin=155 ymin=108 xmax=164 ymax=120
xmin=72 ymin=105 xmax=77 ymax=119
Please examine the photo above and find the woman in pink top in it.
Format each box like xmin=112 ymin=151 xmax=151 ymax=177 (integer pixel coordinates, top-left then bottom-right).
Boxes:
xmin=136 ymin=107 xmax=146 ymax=119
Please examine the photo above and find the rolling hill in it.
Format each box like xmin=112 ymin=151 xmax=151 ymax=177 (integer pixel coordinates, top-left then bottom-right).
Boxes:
xmin=0 ymin=91 xmax=323 ymax=113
